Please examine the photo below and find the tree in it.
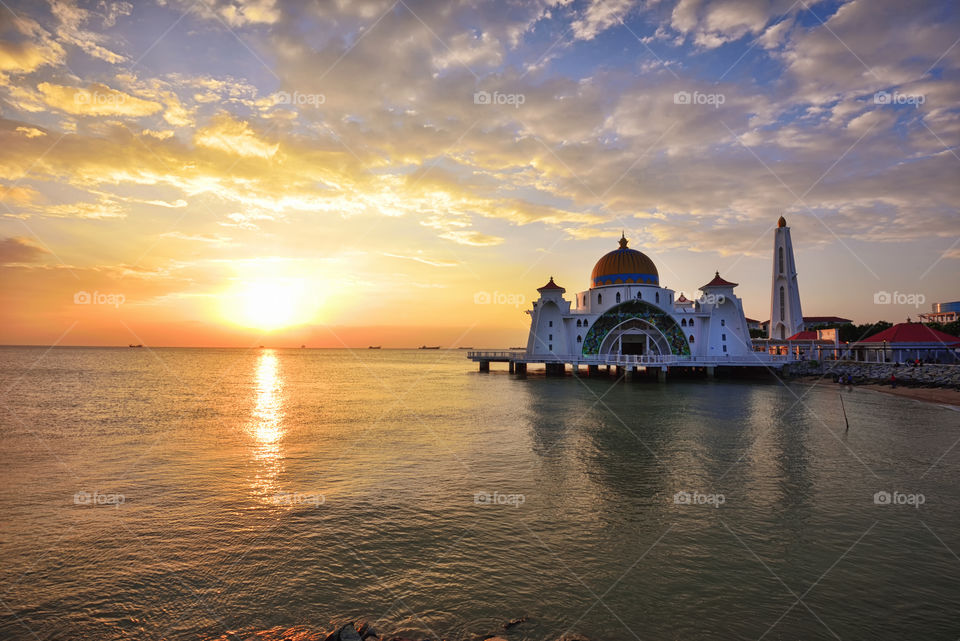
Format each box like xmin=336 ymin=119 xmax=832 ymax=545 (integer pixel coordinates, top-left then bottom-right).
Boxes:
xmin=839 ymin=321 xmax=892 ymax=343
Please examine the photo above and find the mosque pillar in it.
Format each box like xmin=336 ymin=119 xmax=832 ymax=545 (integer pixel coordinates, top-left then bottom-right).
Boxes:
xmin=706 ymin=366 xmax=715 ymax=378
xmin=479 ymin=361 xmax=490 ymax=372
xmin=588 ymin=365 xmax=599 ymax=376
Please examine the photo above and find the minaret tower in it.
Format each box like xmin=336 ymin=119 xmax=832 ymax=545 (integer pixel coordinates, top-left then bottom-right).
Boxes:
xmin=768 ymin=216 xmax=803 ymax=340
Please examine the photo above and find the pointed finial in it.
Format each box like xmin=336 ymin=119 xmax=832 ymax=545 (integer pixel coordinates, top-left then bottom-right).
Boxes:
xmin=618 ymin=232 xmax=628 ymax=249
xmin=778 ymin=215 xmax=787 ymax=228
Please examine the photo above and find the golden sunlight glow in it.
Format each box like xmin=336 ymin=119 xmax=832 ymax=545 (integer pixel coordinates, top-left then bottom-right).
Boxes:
xmin=249 ymin=350 xmax=286 ymax=504
xmin=252 ymin=350 xmax=284 ymax=444
xmin=222 ymin=277 xmax=316 ymax=331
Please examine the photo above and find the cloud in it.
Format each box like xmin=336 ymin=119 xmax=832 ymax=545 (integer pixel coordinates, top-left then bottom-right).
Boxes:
xmin=48 ymin=0 xmax=127 ymax=64
xmin=571 ymin=0 xmax=636 ymax=40
xmin=0 ymin=14 xmax=65 ymax=73
xmin=36 ymin=82 xmax=162 ymax=117
xmin=439 ymin=230 xmax=504 ymax=246
xmin=0 ymin=236 xmax=49 ymax=264
xmin=194 ymin=113 xmax=279 ymax=158
xmin=383 ymin=251 xmax=459 ymax=267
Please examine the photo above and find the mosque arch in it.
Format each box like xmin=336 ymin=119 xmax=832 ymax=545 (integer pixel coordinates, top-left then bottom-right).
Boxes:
xmin=581 ymin=299 xmax=690 ymax=356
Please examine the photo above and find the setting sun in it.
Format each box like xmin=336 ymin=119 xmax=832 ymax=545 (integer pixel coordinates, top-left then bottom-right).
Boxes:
xmin=222 ymin=279 xmax=315 ymax=331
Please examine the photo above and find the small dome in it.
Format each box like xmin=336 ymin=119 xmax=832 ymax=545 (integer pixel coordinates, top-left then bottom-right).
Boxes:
xmin=590 ymin=234 xmax=659 ymax=287
xmin=778 ymin=216 xmax=787 ymax=228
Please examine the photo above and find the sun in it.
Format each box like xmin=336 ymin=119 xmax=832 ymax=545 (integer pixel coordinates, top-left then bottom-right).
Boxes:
xmin=222 ymin=278 xmax=315 ymax=331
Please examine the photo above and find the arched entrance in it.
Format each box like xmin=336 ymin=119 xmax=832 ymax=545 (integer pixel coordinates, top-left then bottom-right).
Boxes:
xmin=598 ymin=318 xmax=671 ymax=357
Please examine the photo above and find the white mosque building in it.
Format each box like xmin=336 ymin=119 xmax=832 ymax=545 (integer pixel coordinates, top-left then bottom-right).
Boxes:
xmin=524 ymin=233 xmax=755 ymax=361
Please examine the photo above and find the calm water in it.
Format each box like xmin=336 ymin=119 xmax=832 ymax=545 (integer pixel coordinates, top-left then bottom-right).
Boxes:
xmin=1 ymin=347 xmax=959 ymax=640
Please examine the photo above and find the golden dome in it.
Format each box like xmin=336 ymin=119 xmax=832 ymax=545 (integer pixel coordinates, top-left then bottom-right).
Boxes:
xmin=590 ymin=234 xmax=659 ymax=287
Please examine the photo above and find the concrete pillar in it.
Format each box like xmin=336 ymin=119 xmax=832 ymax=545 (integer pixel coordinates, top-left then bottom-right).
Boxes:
xmin=658 ymin=367 xmax=667 ymax=383
xmin=615 ymin=365 xmax=624 ymax=378
xmin=606 ymin=365 xmax=611 ymax=374
xmin=706 ymin=366 xmax=715 ymax=379
xmin=479 ymin=361 xmax=490 ymax=372
xmin=508 ymin=361 xmax=515 ymax=373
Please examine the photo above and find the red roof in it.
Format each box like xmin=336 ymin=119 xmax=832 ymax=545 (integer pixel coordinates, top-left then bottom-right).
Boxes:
xmin=701 ymin=271 xmax=738 ymax=288
xmin=677 ymin=293 xmax=689 ymax=302
xmin=860 ymin=323 xmax=960 ymax=344
xmin=538 ymin=276 xmax=564 ymax=291
xmin=788 ymin=330 xmax=818 ymax=340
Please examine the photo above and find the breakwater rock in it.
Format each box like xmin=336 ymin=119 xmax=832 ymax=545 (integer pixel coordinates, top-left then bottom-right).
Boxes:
xmin=784 ymin=360 xmax=960 ymax=389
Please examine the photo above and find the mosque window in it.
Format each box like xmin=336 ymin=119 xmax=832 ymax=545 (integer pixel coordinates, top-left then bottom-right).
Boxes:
xmin=722 ymin=334 xmax=726 ymax=341
xmin=549 ymin=344 xmax=553 ymax=351
xmin=723 ymin=345 xmax=727 ymax=353
xmin=779 ymin=247 xmax=784 ymax=274
xmin=779 ymin=287 xmax=785 ymax=321
xmin=548 ymin=334 xmax=553 ymax=340
xmin=577 ymin=335 xmax=582 ymax=343
xmin=689 ymin=335 xmax=695 ymax=343
xmin=689 ymin=319 xmax=694 ymax=327
xmin=598 ymin=294 xmax=602 ymax=305
xmin=583 ymin=320 xmax=588 ymax=327
xmin=616 ymin=292 xmax=621 ymax=303
xmin=549 ymin=320 xmax=553 ymax=327
xmin=721 ymin=319 xmax=725 ymax=326
xmin=655 ymin=293 xmax=660 ymax=303
xmin=681 ymin=319 xmax=687 ymax=327
xmin=637 ymin=292 xmax=642 ymax=299
xmin=576 ymin=319 xmax=581 ymax=327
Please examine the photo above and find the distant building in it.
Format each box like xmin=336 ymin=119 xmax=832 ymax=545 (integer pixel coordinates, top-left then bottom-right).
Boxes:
xmin=800 ymin=316 xmax=853 ymax=331
xmin=919 ymin=301 xmax=960 ymax=324
xmin=850 ymin=322 xmax=960 ymax=363
xmin=759 ymin=315 xmax=852 ymax=334
xmin=745 ymin=317 xmax=763 ymax=331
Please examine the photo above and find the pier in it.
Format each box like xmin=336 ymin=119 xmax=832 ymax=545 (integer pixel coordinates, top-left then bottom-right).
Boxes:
xmin=466 ymin=350 xmax=793 ymax=380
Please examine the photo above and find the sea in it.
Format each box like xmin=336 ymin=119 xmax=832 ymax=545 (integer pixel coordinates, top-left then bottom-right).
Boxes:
xmin=1 ymin=346 xmax=958 ymax=640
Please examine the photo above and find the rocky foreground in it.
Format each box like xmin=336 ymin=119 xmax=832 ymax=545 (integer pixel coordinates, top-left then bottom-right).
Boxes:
xmin=785 ymin=361 xmax=960 ymax=390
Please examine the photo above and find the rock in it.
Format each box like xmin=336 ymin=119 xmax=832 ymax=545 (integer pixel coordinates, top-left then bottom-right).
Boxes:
xmin=557 ymin=635 xmax=590 ymax=641
xmin=482 ymin=637 xmax=509 ymax=641
xmin=339 ymin=624 xmax=362 ymax=641
xmin=354 ymin=620 xmax=377 ymax=638
xmin=502 ymin=617 xmax=527 ymax=630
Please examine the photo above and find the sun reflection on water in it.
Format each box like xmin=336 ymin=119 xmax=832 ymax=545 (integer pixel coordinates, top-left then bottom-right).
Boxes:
xmin=249 ymin=350 xmax=285 ymax=503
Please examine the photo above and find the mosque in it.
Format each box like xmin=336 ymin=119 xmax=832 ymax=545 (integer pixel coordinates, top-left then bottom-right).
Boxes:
xmin=517 ymin=216 xmax=809 ymax=371
xmin=523 ymin=233 xmax=761 ymax=362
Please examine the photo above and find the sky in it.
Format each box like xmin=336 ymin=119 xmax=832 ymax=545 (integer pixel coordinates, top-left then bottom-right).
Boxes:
xmin=0 ymin=0 xmax=957 ymax=347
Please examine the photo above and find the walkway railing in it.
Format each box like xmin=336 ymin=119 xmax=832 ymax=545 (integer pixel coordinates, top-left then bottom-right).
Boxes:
xmin=467 ymin=351 xmax=793 ymax=365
